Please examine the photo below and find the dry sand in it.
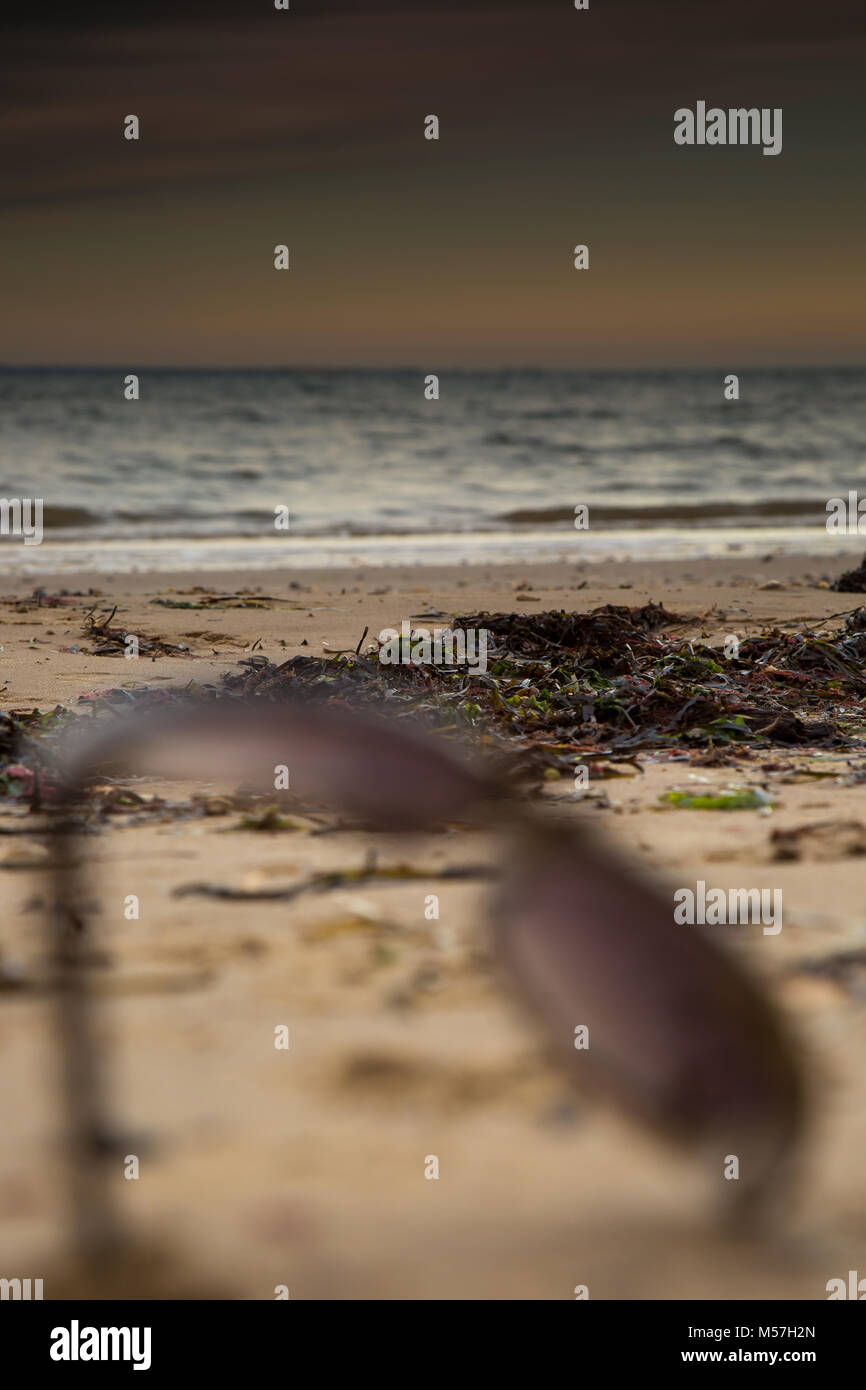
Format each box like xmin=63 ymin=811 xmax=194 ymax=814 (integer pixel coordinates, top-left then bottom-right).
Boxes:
xmin=2 ymin=551 xmax=866 ymax=1299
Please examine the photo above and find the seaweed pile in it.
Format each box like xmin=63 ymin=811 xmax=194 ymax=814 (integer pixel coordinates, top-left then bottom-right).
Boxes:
xmin=82 ymin=604 xmax=195 ymax=658
xmin=3 ymin=601 xmax=865 ymax=804
xmin=218 ymin=601 xmax=864 ymax=758
xmin=831 ymin=553 xmax=866 ymax=593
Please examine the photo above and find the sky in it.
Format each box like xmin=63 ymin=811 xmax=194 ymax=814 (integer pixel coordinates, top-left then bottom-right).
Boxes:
xmin=2 ymin=0 xmax=864 ymax=368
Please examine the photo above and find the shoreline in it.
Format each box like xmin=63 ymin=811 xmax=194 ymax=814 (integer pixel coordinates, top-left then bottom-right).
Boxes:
xmin=2 ymin=525 xmax=865 ymax=576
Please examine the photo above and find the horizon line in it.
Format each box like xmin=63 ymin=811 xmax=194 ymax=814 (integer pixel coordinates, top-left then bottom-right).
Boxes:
xmin=2 ymin=361 xmax=865 ymax=373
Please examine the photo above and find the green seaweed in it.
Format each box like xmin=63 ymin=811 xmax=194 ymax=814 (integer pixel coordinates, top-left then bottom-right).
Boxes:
xmin=660 ymin=787 xmax=772 ymax=811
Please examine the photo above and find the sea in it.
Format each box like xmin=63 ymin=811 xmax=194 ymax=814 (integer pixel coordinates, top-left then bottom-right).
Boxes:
xmin=1 ymin=366 xmax=864 ymax=574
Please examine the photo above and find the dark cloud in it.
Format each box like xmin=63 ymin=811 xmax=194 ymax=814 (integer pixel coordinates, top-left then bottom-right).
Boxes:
xmin=4 ymin=2 xmax=864 ymax=207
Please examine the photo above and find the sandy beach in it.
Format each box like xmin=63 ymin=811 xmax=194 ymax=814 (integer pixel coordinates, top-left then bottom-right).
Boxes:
xmin=4 ymin=0 xmax=865 ymax=1334
xmin=2 ymin=549 xmax=866 ymax=1299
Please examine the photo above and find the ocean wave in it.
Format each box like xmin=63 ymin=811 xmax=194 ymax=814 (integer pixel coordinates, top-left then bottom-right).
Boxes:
xmin=498 ymin=499 xmax=827 ymax=527
xmin=483 ymin=430 xmax=589 ymax=451
xmin=40 ymin=505 xmax=102 ymax=527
